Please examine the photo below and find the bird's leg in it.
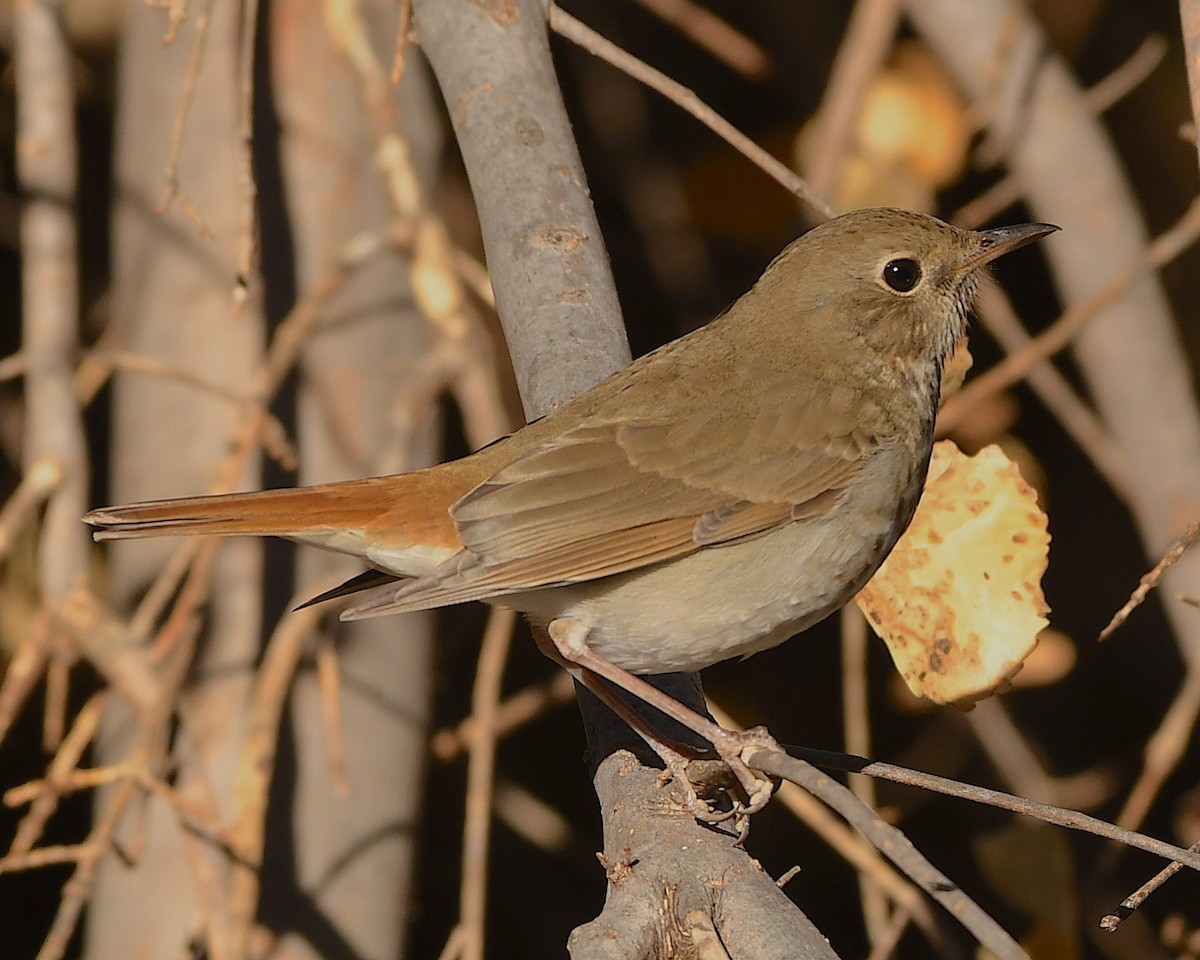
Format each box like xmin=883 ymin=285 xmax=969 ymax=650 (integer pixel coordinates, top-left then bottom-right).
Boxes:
xmin=532 ymin=626 xmax=734 ymax=820
xmin=546 ymin=618 xmax=777 ymax=822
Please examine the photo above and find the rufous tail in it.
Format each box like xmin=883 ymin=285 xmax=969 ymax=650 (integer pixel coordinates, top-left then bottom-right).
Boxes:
xmin=84 ymin=478 xmax=395 ymax=542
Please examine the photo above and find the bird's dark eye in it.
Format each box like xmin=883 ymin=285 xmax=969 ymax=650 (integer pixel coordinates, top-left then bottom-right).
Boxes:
xmin=882 ymin=258 xmax=922 ymax=293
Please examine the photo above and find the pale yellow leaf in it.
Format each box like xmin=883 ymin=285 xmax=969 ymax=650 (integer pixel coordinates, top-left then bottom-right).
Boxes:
xmin=856 ymin=441 xmax=1050 ymax=706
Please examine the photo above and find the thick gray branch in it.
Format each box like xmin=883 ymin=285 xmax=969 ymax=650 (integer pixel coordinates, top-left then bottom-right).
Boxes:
xmin=413 ymin=0 xmax=630 ymax=419
xmin=411 ymin=1 xmax=838 ymax=956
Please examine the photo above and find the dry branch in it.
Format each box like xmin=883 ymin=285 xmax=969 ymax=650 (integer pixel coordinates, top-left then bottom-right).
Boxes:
xmin=550 ymin=6 xmax=836 ymax=221
xmin=14 ymin=0 xmax=90 ymax=608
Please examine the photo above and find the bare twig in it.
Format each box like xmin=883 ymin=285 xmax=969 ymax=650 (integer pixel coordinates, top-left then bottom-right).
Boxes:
xmin=1087 ymin=34 xmax=1168 ymax=114
xmin=960 ymin=282 xmax=1134 ymax=502
xmin=460 ymin=607 xmax=518 ymax=960
xmin=749 ymin=747 xmax=1030 ymax=960
xmin=0 ymin=843 xmax=97 ymax=874
xmin=938 ymin=195 xmax=1200 ymax=434
xmin=432 ymin=671 xmax=575 ymax=762
xmin=549 ymin=5 xmax=837 ymax=221
xmin=155 ymin=0 xmax=216 ymax=240
xmin=803 ymin=0 xmax=903 ymax=199
xmin=233 ymin=0 xmax=261 ymax=312
xmin=0 ymin=631 xmax=50 ymax=745
xmin=788 ymin=744 xmax=1200 ymax=871
xmin=1100 ymin=520 xmax=1200 ymax=641
xmin=0 ymin=457 xmax=62 ymax=562
xmin=1100 ymin=836 xmax=1200 ymax=931
xmin=840 ymin=607 xmax=890 ymax=944
xmin=314 ymin=634 xmax=349 ymax=798
xmin=631 ymin=0 xmax=769 ymax=78
xmin=390 ymin=0 xmax=413 ymax=85
xmin=226 ymin=603 xmax=327 ymax=960
xmin=953 ymin=34 xmax=1168 ymax=230
xmin=0 ymin=350 xmax=25 ymax=383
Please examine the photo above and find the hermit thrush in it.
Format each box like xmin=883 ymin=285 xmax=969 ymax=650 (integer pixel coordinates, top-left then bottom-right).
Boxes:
xmin=86 ymin=208 xmax=1055 ymax=680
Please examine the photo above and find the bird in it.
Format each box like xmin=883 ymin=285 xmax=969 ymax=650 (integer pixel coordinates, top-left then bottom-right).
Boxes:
xmin=86 ymin=208 xmax=1056 ymax=682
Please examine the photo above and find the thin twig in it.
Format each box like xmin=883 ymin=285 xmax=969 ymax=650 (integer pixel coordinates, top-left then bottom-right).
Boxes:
xmin=841 ymin=607 xmax=890 ymax=944
xmin=1087 ymin=34 xmax=1168 ymax=114
xmin=938 ymin=194 xmax=1200 ymax=433
xmin=960 ymin=282 xmax=1134 ymax=502
xmin=436 ymin=925 xmax=467 ymax=960
xmin=549 ymin=4 xmax=837 ymax=220
xmin=0 ymin=350 xmax=26 ymax=382
xmin=0 ymin=843 xmax=96 ymax=874
xmin=459 ymin=607 xmax=518 ymax=960
xmin=0 ymin=458 xmax=62 ymax=562
xmin=865 ymin=903 xmax=915 ymax=960
xmin=748 ymin=747 xmax=1030 ymax=960
xmin=803 ymin=0 xmax=903 ymax=199
xmin=0 ymin=630 xmax=50 ymax=745
xmin=1100 ymin=520 xmax=1200 ymax=640
xmin=630 ymin=0 xmax=770 ymax=78
xmin=1100 ymin=836 xmax=1200 ymax=931
xmin=155 ymin=0 xmax=216 ymax=240
xmin=788 ymin=744 xmax=1200 ymax=871
xmin=390 ymin=0 xmax=413 ymax=85
xmin=315 ymin=633 xmax=349 ymax=798
xmin=431 ymin=671 xmax=575 ymax=762
xmin=233 ymin=0 xmax=261 ymax=313
xmin=226 ymin=603 xmax=327 ymax=960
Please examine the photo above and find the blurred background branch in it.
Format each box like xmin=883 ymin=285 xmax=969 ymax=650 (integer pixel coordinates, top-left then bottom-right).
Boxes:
xmin=0 ymin=0 xmax=1198 ymax=958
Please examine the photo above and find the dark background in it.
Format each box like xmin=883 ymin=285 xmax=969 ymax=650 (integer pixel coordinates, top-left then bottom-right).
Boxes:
xmin=1 ymin=1 xmax=1198 ymax=957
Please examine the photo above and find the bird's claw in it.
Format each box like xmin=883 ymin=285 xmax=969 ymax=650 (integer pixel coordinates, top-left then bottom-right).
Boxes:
xmin=655 ymin=734 xmax=778 ymax=838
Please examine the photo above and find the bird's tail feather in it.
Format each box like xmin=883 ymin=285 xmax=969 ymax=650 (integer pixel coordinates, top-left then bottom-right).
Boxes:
xmin=84 ymin=479 xmax=391 ymax=542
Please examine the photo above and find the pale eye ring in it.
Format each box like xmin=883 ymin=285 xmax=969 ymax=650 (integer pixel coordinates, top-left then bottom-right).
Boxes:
xmin=882 ymin=257 xmax=922 ymax=293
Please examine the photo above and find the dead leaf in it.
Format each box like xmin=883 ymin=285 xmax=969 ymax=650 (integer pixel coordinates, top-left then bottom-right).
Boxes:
xmin=856 ymin=441 xmax=1050 ymax=707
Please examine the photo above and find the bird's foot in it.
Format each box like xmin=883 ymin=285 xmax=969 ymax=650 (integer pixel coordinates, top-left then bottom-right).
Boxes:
xmin=649 ymin=740 xmax=775 ymax=840
xmin=545 ymin=618 xmax=780 ymax=832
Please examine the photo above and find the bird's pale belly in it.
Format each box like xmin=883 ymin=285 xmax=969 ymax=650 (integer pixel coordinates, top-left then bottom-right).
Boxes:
xmin=513 ymin=493 xmax=909 ymax=675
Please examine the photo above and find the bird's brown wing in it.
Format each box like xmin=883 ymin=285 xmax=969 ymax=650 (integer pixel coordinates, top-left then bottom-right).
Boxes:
xmin=342 ymin=387 xmax=883 ymax=617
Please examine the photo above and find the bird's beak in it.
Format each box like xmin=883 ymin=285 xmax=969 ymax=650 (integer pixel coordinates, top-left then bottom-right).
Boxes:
xmin=959 ymin=221 xmax=1060 ymax=271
